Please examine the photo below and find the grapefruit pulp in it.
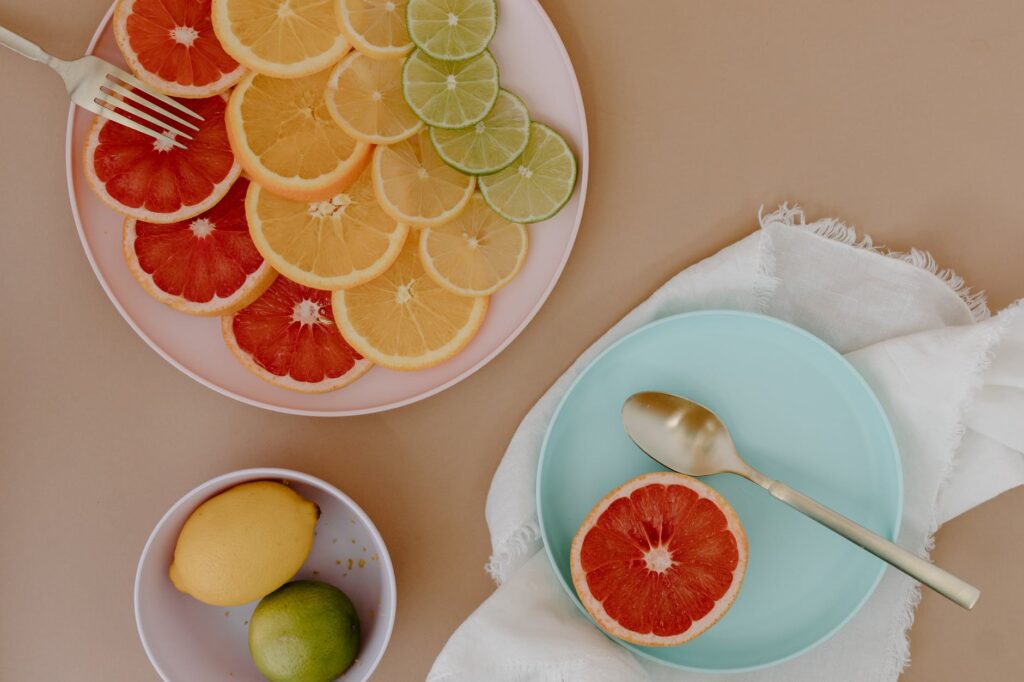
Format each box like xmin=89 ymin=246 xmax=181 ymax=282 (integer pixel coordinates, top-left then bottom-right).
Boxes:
xmin=570 ymin=472 xmax=747 ymax=647
xmin=123 ymin=177 xmax=277 ymax=316
xmin=223 ymin=277 xmax=372 ymax=393
xmin=84 ymin=93 xmax=241 ymax=223
xmin=113 ymin=0 xmax=246 ymax=98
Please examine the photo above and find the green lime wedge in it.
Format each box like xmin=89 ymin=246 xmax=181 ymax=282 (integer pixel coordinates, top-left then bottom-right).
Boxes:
xmin=429 ymin=90 xmax=530 ymax=175
xmin=406 ymin=0 xmax=497 ymax=61
xmin=403 ymin=49 xmax=499 ymax=129
xmin=478 ymin=122 xmax=577 ymax=223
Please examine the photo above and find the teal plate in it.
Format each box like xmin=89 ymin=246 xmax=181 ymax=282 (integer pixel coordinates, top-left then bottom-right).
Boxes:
xmin=537 ymin=311 xmax=902 ymax=672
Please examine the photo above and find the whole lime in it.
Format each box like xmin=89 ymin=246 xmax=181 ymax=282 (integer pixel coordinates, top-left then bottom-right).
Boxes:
xmin=249 ymin=580 xmax=360 ymax=682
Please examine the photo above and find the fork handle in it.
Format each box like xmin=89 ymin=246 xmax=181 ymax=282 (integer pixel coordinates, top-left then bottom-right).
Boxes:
xmin=764 ymin=478 xmax=981 ymax=609
xmin=0 ymin=24 xmax=56 ymax=65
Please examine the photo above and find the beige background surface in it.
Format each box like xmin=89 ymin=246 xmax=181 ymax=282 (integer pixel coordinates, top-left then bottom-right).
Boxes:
xmin=1 ymin=0 xmax=1022 ymax=680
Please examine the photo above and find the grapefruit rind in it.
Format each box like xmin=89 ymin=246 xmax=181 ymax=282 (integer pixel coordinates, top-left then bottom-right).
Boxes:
xmin=569 ymin=472 xmax=748 ymax=648
xmin=123 ymin=217 xmax=278 ymax=316
xmin=112 ymin=0 xmax=247 ymax=98
xmin=225 ymin=71 xmax=374 ymax=202
xmin=221 ymin=315 xmax=373 ymax=394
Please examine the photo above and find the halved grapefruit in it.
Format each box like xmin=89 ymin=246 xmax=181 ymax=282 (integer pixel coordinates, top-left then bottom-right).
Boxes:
xmin=124 ymin=177 xmax=277 ymax=316
xmin=570 ymin=472 xmax=747 ymax=647
xmin=84 ymin=93 xmax=241 ymax=223
xmin=113 ymin=0 xmax=247 ymax=98
xmin=222 ymin=277 xmax=373 ymax=393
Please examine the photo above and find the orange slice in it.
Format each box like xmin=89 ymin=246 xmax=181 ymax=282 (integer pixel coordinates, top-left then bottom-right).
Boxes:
xmin=226 ymin=68 xmax=373 ymax=201
xmin=419 ymin=193 xmax=527 ymax=296
xmin=332 ymin=233 xmax=487 ymax=370
xmin=246 ymin=166 xmax=409 ymax=290
xmin=211 ymin=0 xmax=349 ymax=79
xmin=337 ymin=0 xmax=413 ymax=59
xmin=326 ymin=51 xmax=423 ymax=145
xmin=371 ymin=130 xmax=474 ymax=227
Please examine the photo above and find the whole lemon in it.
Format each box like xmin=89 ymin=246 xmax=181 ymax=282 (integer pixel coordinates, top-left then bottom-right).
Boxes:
xmin=249 ymin=580 xmax=360 ymax=682
xmin=169 ymin=481 xmax=318 ymax=606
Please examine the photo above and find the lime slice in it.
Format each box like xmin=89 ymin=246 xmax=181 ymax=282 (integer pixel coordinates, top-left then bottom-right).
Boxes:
xmin=403 ymin=49 xmax=499 ymax=129
xmin=429 ymin=90 xmax=530 ymax=175
xmin=406 ymin=0 xmax=497 ymax=61
xmin=478 ymin=122 xmax=577 ymax=223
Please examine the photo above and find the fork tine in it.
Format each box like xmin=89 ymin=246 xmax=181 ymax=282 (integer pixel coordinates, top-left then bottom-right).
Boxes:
xmin=103 ymin=81 xmax=200 ymax=132
xmin=99 ymin=87 xmax=194 ymax=140
xmin=106 ymin=68 xmax=205 ymax=121
xmin=97 ymin=91 xmax=193 ymax=141
xmin=92 ymin=101 xmax=187 ymax=150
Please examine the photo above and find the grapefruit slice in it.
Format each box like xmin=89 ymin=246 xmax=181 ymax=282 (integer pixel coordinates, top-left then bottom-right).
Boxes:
xmin=223 ymin=277 xmax=373 ymax=393
xmin=570 ymin=472 xmax=747 ymax=647
xmin=84 ymin=93 xmax=241 ymax=223
xmin=113 ymin=0 xmax=246 ymax=98
xmin=124 ymin=177 xmax=277 ymax=316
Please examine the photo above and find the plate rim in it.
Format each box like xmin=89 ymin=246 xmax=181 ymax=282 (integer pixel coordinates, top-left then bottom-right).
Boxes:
xmin=536 ymin=309 xmax=904 ymax=673
xmin=64 ymin=0 xmax=589 ymax=417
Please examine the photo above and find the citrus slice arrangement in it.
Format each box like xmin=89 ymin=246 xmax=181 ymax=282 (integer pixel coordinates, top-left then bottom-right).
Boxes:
xmin=79 ymin=0 xmax=582 ymax=400
xmin=571 ymin=472 xmax=748 ymax=647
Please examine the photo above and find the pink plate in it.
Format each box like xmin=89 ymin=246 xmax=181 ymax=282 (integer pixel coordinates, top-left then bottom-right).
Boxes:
xmin=66 ymin=0 xmax=588 ymax=416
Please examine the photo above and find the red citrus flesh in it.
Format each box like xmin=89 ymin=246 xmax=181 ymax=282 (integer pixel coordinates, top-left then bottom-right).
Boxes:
xmin=113 ymin=0 xmax=246 ymax=97
xmin=124 ymin=177 xmax=276 ymax=315
xmin=84 ymin=93 xmax=241 ymax=224
xmin=223 ymin=278 xmax=373 ymax=393
xmin=570 ymin=472 xmax=747 ymax=647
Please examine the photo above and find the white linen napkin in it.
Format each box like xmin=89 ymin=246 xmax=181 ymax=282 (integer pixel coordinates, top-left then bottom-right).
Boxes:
xmin=428 ymin=206 xmax=1024 ymax=682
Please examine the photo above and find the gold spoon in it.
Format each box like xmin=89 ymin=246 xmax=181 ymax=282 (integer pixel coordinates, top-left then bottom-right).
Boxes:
xmin=621 ymin=391 xmax=980 ymax=610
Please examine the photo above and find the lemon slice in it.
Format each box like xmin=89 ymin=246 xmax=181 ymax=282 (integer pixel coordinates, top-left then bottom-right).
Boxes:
xmin=338 ymin=0 xmax=413 ymax=59
xmin=227 ymin=69 xmax=373 ymax=201
xmin=333 ymin=233 xmax=488 ymax=369
xmin=430 ymin=89 xmax=530 ymax=175
xmin=212 ymin=0 xmax=350 ymax=78
xmin=420 ymin=193 xmax=527 ymax=296
xmin=326 ymin=52 xmax=423 ymax=144
xmin=478 ymin=122 xmax=577 ymax=223
xmin=372 ymin=129 xmax=475 ymax=227
xmin=406 ymin=0 xmax=496 ymax=61
xmin=246 ymin=167 xmax=409 ymax=290
xmin=402 ymin=49 xmax=499 ymax=128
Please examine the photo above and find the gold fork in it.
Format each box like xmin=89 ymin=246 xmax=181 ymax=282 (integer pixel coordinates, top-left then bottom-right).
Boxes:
xmin=0 ymin=23 xmax=202 ymax=149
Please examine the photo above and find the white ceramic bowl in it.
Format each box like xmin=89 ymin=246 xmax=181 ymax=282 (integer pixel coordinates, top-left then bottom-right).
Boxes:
xmin=134 ymin=468 xmax=397 ymax=681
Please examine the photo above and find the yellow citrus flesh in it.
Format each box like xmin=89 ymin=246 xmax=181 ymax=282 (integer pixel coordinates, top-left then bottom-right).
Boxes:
xmin=333 ymin=233 xmax=488 ymax=369
xmin=211 ymin=0 xmax=349 ymax=78
xmin=168 ymin=481 xmax=319 ymax=607
xmin=246 ymin=167 xmax=409 ymax=289
xmin=326 ymin=51 xmax=423 ymax=145
xmin=420 ymin=193 xmax=527 ymax=296
xmin=338 ymin=0 xmax=413 ymax=59
xmin=371 ymin=130 xmax=474 ymax=227
xmin=227 ymin=69 xmax=373 ymax=201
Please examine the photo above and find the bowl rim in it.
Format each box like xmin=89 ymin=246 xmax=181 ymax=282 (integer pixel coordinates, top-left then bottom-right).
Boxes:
xmin=133 ymin=467 xmax=398 ymax=682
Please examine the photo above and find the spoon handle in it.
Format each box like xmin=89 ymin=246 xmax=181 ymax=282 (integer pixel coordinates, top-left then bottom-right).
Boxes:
xmin=765 ymin=479 xmax=980 ymax=609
